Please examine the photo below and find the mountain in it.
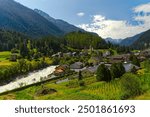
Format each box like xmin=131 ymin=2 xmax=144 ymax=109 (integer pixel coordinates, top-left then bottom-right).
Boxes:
xmin=120 ymin=33 xmax=143 ymax=46
xmin=132 ymin=29 xmax=150 ymax=49
xmin=105 ymin=38 xmax=122 ymax=44
xmin=0 ymin=0 xmax=63 ymax=38
xmin=34 ymin=9 xmax=84 ymax=33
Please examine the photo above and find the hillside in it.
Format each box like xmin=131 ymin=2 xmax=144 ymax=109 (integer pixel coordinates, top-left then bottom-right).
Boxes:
xmin=132 ymin=29 xmax=150 ymax=49
xmin=65 ymin=31 xmax=107 ymax=49
xmin=0 ymin=0 xmax=63 ymax=38
xmin=34 ymin=9 xmax=84 ymax=33
xmin=120 ymin=33 xmax=143 ymax=46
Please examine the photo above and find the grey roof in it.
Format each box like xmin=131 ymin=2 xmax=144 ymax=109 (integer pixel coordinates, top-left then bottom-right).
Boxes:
xmin=70 ymin=62 xmax=84 ymax=69
xmin=86 ymin=65 xmax=99 ymax=73
xmin=123 ymin=63 xmax=140 ymax=72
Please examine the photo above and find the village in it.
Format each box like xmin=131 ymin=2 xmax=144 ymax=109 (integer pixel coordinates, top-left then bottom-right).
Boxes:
xmin=52 ymin=49 xmax=150 ymax=79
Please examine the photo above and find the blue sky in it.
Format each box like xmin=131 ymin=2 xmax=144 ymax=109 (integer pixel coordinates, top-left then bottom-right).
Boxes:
xmin=15 ymin=0 xmax=150 ymax=39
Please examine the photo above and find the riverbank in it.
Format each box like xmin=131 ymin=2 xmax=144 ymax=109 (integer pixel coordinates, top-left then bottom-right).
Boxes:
xmin=0 ymin=66 xmax=57 ymax=94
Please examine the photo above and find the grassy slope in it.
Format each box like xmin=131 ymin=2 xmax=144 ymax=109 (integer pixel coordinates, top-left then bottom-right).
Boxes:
xmin=0 ymin=76 xmax=124 ymax=100
xmin=0 ymin=51 xmax=13 ymax=66
xmin=133 ymin=90 xmax=150 ymax=100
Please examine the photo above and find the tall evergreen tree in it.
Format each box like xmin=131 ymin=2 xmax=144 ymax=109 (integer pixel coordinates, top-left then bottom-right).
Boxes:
xmin=96 ymin=64 xmax=111 ymax=82
xmin=110 ymin=62 xmax=125 ymax=79
xmin=117 ymin=62 xmax=126 ymax=77
xmin=132 ymin=56 xmax=140 ymax=67
xmin=110 ymin=63 xmax=119 ymax=79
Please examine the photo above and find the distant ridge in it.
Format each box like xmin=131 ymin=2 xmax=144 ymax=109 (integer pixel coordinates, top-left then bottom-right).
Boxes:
xmin=120 ymin=33 xmax=143 ymax=46
xmin=34 ymin=9 xmax=84 ymax=33
xmin=131 ymin=29 xmax=150 ymax=49
xmin=0 ymin=0 xmax=63 ymax=38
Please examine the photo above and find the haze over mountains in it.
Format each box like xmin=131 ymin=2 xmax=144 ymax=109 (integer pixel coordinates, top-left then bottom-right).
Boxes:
xmin=0 ymin=0 xmax=83 ymax=38
xmin=106 ymin=30 xmax=150 ymax=48
xmin=105 ymin=38 xmax=122 ymax=44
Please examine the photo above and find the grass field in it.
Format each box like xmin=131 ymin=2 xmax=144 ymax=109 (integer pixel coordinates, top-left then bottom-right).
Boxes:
xmin=0 ymin=51 xmax=11 ymax=59
xmin=0 ymin=76 xmax=125 ymax=100
xmin=0 ymin=51 xmax=13 ymax=66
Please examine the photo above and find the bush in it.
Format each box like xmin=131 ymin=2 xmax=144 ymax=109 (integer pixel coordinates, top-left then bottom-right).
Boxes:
xmin=120 ymin=73 xmax=142 ymax=99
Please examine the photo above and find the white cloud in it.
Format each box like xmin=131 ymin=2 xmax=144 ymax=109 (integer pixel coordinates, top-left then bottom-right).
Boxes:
xmin=133 ymin=2 xmax=150 ymax=13
xmin=77 ymin=12 xmax=85 ymax=17
xmin=78 ymin=3 xmax=150 ymax=39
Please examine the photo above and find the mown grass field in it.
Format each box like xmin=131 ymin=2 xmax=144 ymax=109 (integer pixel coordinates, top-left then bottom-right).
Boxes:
xmin=0 ymin=51 xmax=13 ymax=66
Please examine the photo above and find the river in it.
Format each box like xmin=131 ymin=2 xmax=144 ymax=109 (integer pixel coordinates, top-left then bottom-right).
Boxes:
xmin=0 ymin=66 xmax=57 ymax=94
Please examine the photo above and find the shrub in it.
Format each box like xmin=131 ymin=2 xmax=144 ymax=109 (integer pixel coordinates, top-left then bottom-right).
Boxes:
xmin=120 ymin=73 xmax=142 ymax=99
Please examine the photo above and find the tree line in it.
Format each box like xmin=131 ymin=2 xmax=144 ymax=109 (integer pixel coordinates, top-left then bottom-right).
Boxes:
xmin=0 ymin=58 xmax=49 ymax=85
xmin=96 ymin=63 xmax=126 ymax=82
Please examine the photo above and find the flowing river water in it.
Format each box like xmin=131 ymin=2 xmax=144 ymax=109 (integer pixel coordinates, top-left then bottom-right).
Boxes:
xmin=0 ymin=66 xmax=57 ymax=94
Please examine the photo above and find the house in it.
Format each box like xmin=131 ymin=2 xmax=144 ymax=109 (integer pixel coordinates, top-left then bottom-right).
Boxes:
xmin=140 ymin=49 xmax=150 ymax=58
xmin=107 ymin=54 xmax=130 ymax=63
xmin=103 ymin=51 xmax=111 ymax=57
xmin=72 ymin=52 xmax=77 ymax=56
xmin=138 ymin=56 xmax=146 ymax=62
xmin=84 ymin=65 xmax=99 ymax=73
xmin=88 ymin=57 xmax=101 ymax=66
xmin=52 ymin=52 xmax=63 ymax=58
xmin=63 ymin=52 xmax=72 ymax=57
xmin=79 ymin=51 xmax=88 ymax=56
xmin=70 ymin=62 xmax=84 ymax=69
xmin=54 ymin=65 xmax=69 ymax=76
xmin=123 ymin=63 xmax=141 ymax=72
xmin=84 ymin=63 xmax=112 ymax=73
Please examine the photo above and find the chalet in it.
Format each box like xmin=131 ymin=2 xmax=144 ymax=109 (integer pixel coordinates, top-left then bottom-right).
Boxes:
xmin=107 ymin=54 xmax=130 ymax=63
xmin=84 ymin=63 xmax=112 ymax=73
xmin=140 ymin=49 xmax=150 ymax=58
xmin=70 ymin=62 xmax=84 ymax=69
xmin=88 ymin=57 xmax=101 ymax=65
xmin=79 ymin=51 xmax=88 ymax=56
xmin=138 ymin=56 xmax=146 ymax=62
xmin=85 ymin=65 xmax=99 ymax=73
xmin=123 ymin=63 xmax=141 ymax=72
xmin=54 ymin=65 xmax=69 ymax=76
